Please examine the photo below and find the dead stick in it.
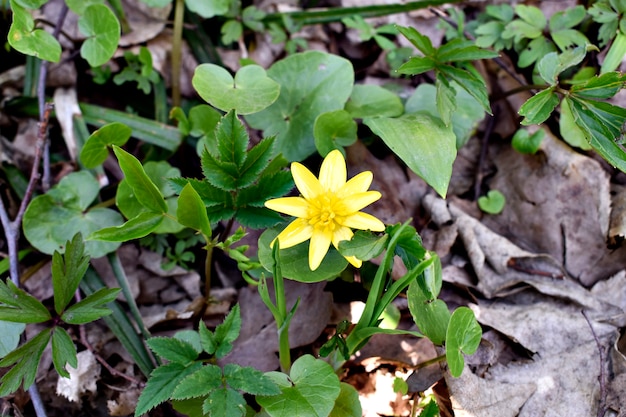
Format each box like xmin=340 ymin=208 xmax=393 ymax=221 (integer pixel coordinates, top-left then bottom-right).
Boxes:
xmin=581 ymin=310 xmax=607 ymax=417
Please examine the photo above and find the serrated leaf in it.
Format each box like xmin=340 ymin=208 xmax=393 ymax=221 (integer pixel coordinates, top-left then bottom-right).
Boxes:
xmin=203 ymin=387 xmax=247 ymax=417
xmin=112 ymin=146 xmax=167 ymax=213
xmin=134 ymin=362 xmax=203 ymax=416
xmin=407 ymin=280 xmax=450 ymax=345
xmin=446 ymin=307 xmax=482 ymax=377
xmin=338 ymin=231 xmax=388 ymax=262
xmin=171 ymin=364 xmax=222 ymax=400
xmin=223 ymin=363 xmax=281 ymax=396
xmin=78 ymin=4 xmax=120 ymax=67
xmin=364 ymin=113 xmax=456 ymax=198
xmin=238 ymin=136 xmax=276 ymax=188
xmin=0 ymin=329 xmax=50 ymax=396
xmin=201 ymin=150 xmax=240 ymax=191
xmin=170 ymin=178 xmax=233 ymax=208
xmin=61 ymin=288 xmax=120 ymax=324
xmin=257 ymin=355 xmax=341 ymax=417
xmin=174 ymin=330 xmax=202 ymax=354
xmin=89 ymin=211 xmax=164 ymax=241
xmin=52 ymin=233 xmax=90 ymax=315
xmin=199 ymin=320 xmax=217 ymax=356
xmin=396 ymin=25 xmax=435 ymax=55
xmin=519 ymin=87 xmax=560 ymax=125
xmin=51 ymin=327 xmax=77 ymax=379
xmin=193 ymin=65 xmax=280 ymax=115
xmin=236 ymin=170 xmax=294 ymax=207
xmin=235 ymin=207 xmax=284 ymax=229
xmin=213 ymin=111 xmax=249 ymax=167
xmin=0 ymin=280 xmax=51 ymax=323
xmin=213 ymin=304 xmax=241 ymax=359
xmin=80 ymin=122 xmax=132 ymax=168
xmin=177 ymin=183 xmax=212 ymax=238
xmin=147 ymin=337 xmax=200 ymax=365
xmin=8 ymin=1 xmax=61 ymax=62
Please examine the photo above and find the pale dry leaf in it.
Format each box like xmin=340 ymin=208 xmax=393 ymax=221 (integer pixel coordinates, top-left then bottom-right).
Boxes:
xmin=107 ymin=387 xmax=141 ymax=416
xmin=53 ymin=88 xmax=81 ymax=162
xmin=56 ymin=350 xmax=101 ymax=403
xmin=609 ymin=184 xmax=626 ymax=248
xmin=119 ymin=0 xmax=172 ymax=47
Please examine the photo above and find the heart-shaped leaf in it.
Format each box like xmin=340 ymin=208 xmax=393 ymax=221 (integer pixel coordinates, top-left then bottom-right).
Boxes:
xmin=80 ymin=122 xmax=132 ymax=168
xmin=477 ymin=190 xmax=506 ymax=214
xmin=78 ymin=4 xmax=120 ymax=67
xmin=193 ymin=64 xmax=280 ymax=115
xmin=313 ymin=110 xmax=357 ymax=156
xmin=446 ymin=307 xmax=482 ymax=377
xmin=8 ymin=1 xmax=61 ymax=62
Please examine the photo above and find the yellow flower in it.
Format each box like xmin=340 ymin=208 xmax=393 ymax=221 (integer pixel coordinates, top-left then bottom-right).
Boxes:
xmin=265 ymin=149 xmax=385 ymax=271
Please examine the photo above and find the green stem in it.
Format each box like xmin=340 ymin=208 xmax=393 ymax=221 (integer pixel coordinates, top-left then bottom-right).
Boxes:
xmin=171 ymin=0 xmax=185 ymax=108
xmin=204 ymin=242 xmax=214 ymax=301
xmin=262 ymin=0 xmax=462 ymax=26
xmin=272 ymin=244 xmax=291 ymax=373
xmin=107 ymin=252 xmax=152 ymax=341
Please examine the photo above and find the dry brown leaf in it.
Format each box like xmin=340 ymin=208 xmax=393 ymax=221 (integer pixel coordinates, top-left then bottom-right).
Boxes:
xmin=56 ymin=350 xmax=101 ymax=403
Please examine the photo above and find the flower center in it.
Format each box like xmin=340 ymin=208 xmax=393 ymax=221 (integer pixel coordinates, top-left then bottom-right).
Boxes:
xmin=308 ymin=193 xmax=344 ymax=231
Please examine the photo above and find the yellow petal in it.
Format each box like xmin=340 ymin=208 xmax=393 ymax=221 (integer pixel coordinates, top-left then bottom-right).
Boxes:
xmin=275 ymin=218 xmax=313 ymax=249
xmin=265 ymin=197 xmax=310 ymax=218
xmin=345 ymin=255 xmax=362 ymax=268
xmin=309 ymin=228 xmax=332 ymax=270
xmin=341 ymin=212 xmax=386 ymax=232
xmin=331 ymin=225 xmax=354 ymax=249
xmin=292 ymin=162 xmax=324 ymax=200
xmin=338 ymin=171 xmax=373 ymax=196
xmin=319 ymin=150 xmax=346 ymax=192
xmin=342 ymin=191 xmax=382 ymax=213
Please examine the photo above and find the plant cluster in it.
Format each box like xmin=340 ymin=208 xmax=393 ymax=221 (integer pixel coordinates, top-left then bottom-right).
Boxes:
xmin=0 ymin=0 xmax=625 ymax=416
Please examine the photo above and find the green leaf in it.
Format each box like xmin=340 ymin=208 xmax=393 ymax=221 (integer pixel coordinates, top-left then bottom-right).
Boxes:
xmin=112 ymin=146 xmax=167 ymax=213
xmin=258 ymin=226 xmax=348 ymax=283
xmin=214 ymin=111 xmax=249 ymax=168
xmin=392 ymin=377 xmax=408 ymax=396
xmin=551 ymin=29 xmax=589 ymax=51
xmin=559 ymin=98 xmax=591 ymax=150
xmin=238 ymin=136 xmax=276 ymax=187
xmin=177 ymin=183 xmax=212 ymax=238
xmin=64 ymin=0 xmax=105 ymax=15
xmin=396 ymin=25 xmax=435 ymax=55
xmin=171 ymin=364 xmax=222 ymax=400
xmin=134 ymin=361 xmax=203 ymax=416
xmin=602 ymin=31 xmax=626 ymax=73
xmin=236 ymin=170 xmax=293 ymax=207
xmin=192 ymin=64 xmax=280 ymax=115
xmin=79 ymin=122 xmax=132 ymax=168
xmin=8 ymin=1 xmax=61 ymax=62
xmin=438 ymin=64 xmax=492 ymax=115
xmin=511 ymin=128 xmax=544 ymax=154
xmin=445 ymin=307 xmax=482 ymax=377
xmin=203 ymin=387 xmax=247 ymax=417
xmin=246 ymin=51 xmax=354 ymax=161
xmin=364 ymin=113 xmax=456 ymax=198
xmin=213 ymin=304 xmax=241 ymax=359
xmin=51 ymin=327 xmax=77 ymax=379
xmin=257 ymin=355 xmax=341 ymax=417
xmin=52 ymin=233 xmax=90 ymax=315
xmin=78 ymin=4 xmax=120 ymax=67
xmin=224 ymin=363 xmax=281 ymax=395
xmin=61 ymin=288 xmax=120 ymax=324
xmin=147 ymin=337 xmax=199 ymax=365
xmin=415 ymin=253 xmax=442 ymax=300
xmin=190 ymin=105 xmax=222 ymax=154
xmin=436 ymin=38 xmax=499 ymax=62
xmin=407 ymin=279 xmax=450 ymax=345
xmin=477 ymin=190 xmax=506 ymax=214
xmin=0 ymin=321 xmax=25 ymax=357
xmin=174 ymin=330 xmax=202 ymax=354
xmin=517 ymin=37 xmax=557 ymax=68
xmin=89 ymin=211 xmax=164 ymax=241
xmin=221 ymin=19 xmax=243 ymax=45
xmin=185 ymin=0 xmax=230 ymax=18
xmin=549 ymin=5 xmax=586 ymax=31
xmin=389 ymin=223 xmax=426 ymax=270
xmin=199 ymin=320 xmax=216 ymax=355
xmin=314 ymin=110 xmax=357 ymax=156
xmin=435 ymin=74 xmax=456 ymax=126
xmin=344 ymin=85 xmax=403 ymax=119
xmin=329 ymin=382 xmax=362 ymax=417
xmin=0 ymin=280 xmax=51 ymax=323
xmin=338 ymin=231 xmax=388 ymax=262
xmin=518 ymin=87 xmax=560 ymax=125
xmin=396 ymin=56 xmax=436 ymax=75
xmin=0 ymin=329 xmax=50 ymax=396
xmin=571 ymin=72 xmax=626 ymax=100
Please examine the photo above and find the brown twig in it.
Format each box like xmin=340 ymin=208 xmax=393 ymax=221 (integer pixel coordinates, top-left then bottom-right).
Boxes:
xmin=474 ymin=112 xmax=496 ymax=201
xmin=581 ymin=310 xmax=607 ymax=417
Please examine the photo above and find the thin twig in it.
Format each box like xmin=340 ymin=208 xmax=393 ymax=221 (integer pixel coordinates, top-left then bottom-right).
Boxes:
xmin=581 ymin=310 xmax=607 ymax=417
xmin=474 ymin=112 xmax=496 ymax=201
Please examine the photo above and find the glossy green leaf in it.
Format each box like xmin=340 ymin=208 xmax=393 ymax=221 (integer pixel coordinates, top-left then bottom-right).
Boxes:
xmin=258 ymin=227 xmax=348 ymax=282
xmin=61 ymin=288 xmax=120 ymax=324
xmin=537 ymin=47 xmax=586 ymax=85
xmin=407 ymin=279 xmax=450 ymax=345
xmin=345 ymin=85 xmax=403 ymax=119
xmin=257 ymin=355 xmax=341 ymax=417
xmin=246 ymin=51 xmax=354 ymax=161
xmin=224 ymin=363 xmax=281 ymax=396
xmin=0 ymin=280 xmax=51 ymax=323
xmin=147 ymin=337 xmax=199 ymax=365
xmin=446 ymin=307 xmax=482 ymax=377
xmin=313 ymin=110 xmax=357 ymax=156
xmin=89 ymin=211 xmax=164 ymax=241
xmin=64 ymin=0 xmax=104 ymax=15
xmin=415 ymin=253 xmax=442 ymax=300
xmin=0 ymin=329 xmax=50 ymax=396
xmin=177 ymin=183 xmax=212 ymax=238
xmin=78 ymin=4 xmax=120 ymax=67
xmin=185 ymin=0 xmax=230 ymax=18
xmin=570 ymin=72 xmax=626 ymax=100
xmin=518 ymin=87 xmax=559 ymax=125
xmin=193 ymin=64 xmax=280 ymax=115
xmin=134 ymin=362 xmax=204 ymax=416
xmin=329 ymin=383 xmax=362 ymax=417
xmin=51 ymin=233 xmax=90 ymax=315
xmin=436 ymin=38 xmax=499 ymax=62
xmin=213 ymin=304 xmax=241 ymax=359
xmin=171 ymin=364 xmax=222 ymax=400
xmin=477 ymin=190 xmax=506 ymax=214
xmin=559 ymin=99 xmax=591 ymax=150
xmin=8 ymin=1 xmax=61 ymax=62
xmin=338 ymin=231 xmax=388 ymax=262
xmin=602 ymin=31 xmax=626 ymax=73
xmin=203 ymin=387 xmax=246 ymax=417
xmin=113 ymin=146 xmax=168 ymax=213
xmin=79 ymin=122 xmax=132 ymax=168
xmin=511 ymin=128 xmax=544 ymax=154
xmin=51 ymin=327 xmax=77 ymax=379
xmin=396 ymin=56 xmax=436 ymax=75
xmin=365 ymin=113 xmax=456 ymax=198
xmin=396 ymin=25 xmax=435 ymax=55
xmin=0 ymin=321 xmax=25 ymax=357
